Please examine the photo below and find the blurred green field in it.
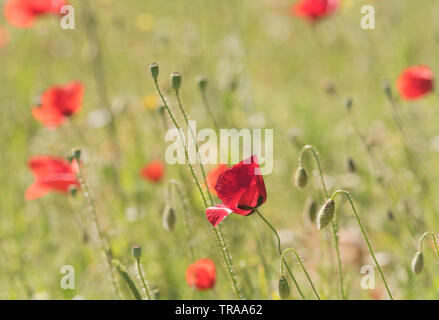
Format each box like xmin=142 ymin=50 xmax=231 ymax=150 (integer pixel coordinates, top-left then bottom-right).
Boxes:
xmin=1 ymin=0 xmax=439 ymax=300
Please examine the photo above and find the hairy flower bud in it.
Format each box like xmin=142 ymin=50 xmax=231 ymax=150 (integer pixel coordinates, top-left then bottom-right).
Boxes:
xmin=197 ymin=75 xmax=208 ymax=91
xmin=411 ymin=251 xmax=424 ymax=275
xmin=132 ymin=244 xmax=142 ymax=260
xmin=149 ymin=62 xmax=159 ymax=80
xmin=278 ymin=276 xmax=290 ymax=300
xmin=304 ymin=197 xmax=318 ymax=223
xmin=171 ymin=72 xmax=182 ymax=92
xmin=317 ymin=199 xmax=335 ymax=230
xmin=294 ymin=167 xmax=308 ymax=189
xmin=162 ymin=205 xmax=176 ymax=231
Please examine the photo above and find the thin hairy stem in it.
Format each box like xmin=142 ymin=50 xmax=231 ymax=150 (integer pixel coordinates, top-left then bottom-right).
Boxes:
xmin=153 ymin=78 xmax=242 ymax=299
xmin=170 ymin=179 xmax=195 ymax=262
xmin=200 ymin=89 xmax=219 ymax=131
xmin=136 ymin=258 xmax=152 ymax=300
xmin=114 ymin=261 xmax=142 ymax=300
xmin=419 ymin=231 xmax=439 ymax=257
xmin=255 ymin=209 xmax=306 ymax=300
xmin=77 ymin=166 xmax=120 ymax=299
xmin=299 ymin=145 xmax=345 ymax=299
xmin=331 ymin=190 xmax=394 ymax=300
xmin=280 ymin=248 xmax=320 ymax=300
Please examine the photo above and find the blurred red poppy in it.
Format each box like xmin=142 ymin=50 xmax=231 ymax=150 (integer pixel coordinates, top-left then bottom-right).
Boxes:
xmin=4 ymin=0 xmax=66 ymax=28
xmin=186 ymin=258 xmax=216 ymax=290
xmin=25 ymin=156 xmax=79 ymax=200
xmin=397 ymin=66 xmax=434 ymax=100
xmin=206 ymin=155 xmax=267 ymax=227
xmin=290 ymin=0 xmax=339 ymax=22
xmin=32 ymin=81 xmax=84 ymax=128
xmin=206 ymin=164 xmax=227 ymax=196
xmin=140 ymin=160 xmax=165 ymax=183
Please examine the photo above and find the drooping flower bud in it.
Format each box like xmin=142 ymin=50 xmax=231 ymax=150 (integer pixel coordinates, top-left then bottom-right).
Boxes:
xmin=171 ymin=72 xmax=182 ymax=92
xmin=304 ymin=197 xmax=317 ymax=223
xmin=294 ymin=167 xmax=308 ymax=189
xmin=162 ymin=205 xmax=176 ymax=231
xmin=278 ymin=276 xmax=290 ymax=300
xmin=132 ymin=244 xmax=142 ymax=260
xmin=411 ymin=251 xmax=424 ymax=275
xmin=317 ymin=199 xmax=335 ymax=230
xmin=149 ymin=62 xmax=159 ymax=80
xmin=197 ymin=75 xmax=208 ymax=92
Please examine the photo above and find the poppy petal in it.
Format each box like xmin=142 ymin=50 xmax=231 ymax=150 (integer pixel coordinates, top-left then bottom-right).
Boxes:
xmin=205 ymin=204 xmax=232 ymax=227
xmin=25 ymin=183 xmax=51 ymax=200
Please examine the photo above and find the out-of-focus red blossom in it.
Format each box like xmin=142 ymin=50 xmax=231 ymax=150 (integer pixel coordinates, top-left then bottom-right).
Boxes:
xmin=186 ymin=258 xmax=216 ymax=290
xmin=0 ymin=26 xmax=10 ymax=48
xmin=25 ymin=156 xmax=79 ymax=200
xmin=32 ymin=81 xmax=84 ymax=128
xmin=290 ymin=0 xmax=339 ymax=22
xmin=397 ymin=66 xmax=434 ymax=100
xmin=140 ymin=160 xmax=165 ymax=183
xmin=4 ymin=0 xmax=66 ymax=28
xmin=206 ymin=155 xmax=267 ymax=227
xmin=206 ymin=164 xmax=228 ymax=196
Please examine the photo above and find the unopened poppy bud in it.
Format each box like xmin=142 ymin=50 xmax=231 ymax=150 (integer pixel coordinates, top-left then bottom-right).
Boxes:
xmin=171 ymin=72 xmax=182 ymax=92
xmin=162 ymin=205 xmax=176 ymax=231
xmin=345 ymin=97 xmax=353 ymax=112
xmin=304 ymin=197 xmax=317 ymax=223
xmin=317 ymin=199 xmax=335 ymax=230
xmin=73 ymin=149 xmax=81 ymax=162
xmin=132 ymin=244 xmax=142 ymax=260
xmin=149 ymin=62 xmax=159 ymax=80
xmin=382 ymin=79 xmax=392 ymax=100
xmin=347 ymin=157 xmax=356 ymax=173
xmin=294 ymin=167 xmax=308 ymax=189
xmin=197 ymin=75 xmax=208 ymax=92
xmin=411 ymin=251 xmax=424 ymax=275
xmin=278 ymin=276 xmax=290 ymax=300
xmin=69 ymin=185 xmax=78 ymax=197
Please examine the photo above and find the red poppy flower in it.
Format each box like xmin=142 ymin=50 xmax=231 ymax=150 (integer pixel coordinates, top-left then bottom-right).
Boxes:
xmin=186 ymin=258 xmax=216 ymax=290
xmin=205 ymin=155 xmax=267 ymax=227
xmin=25 ymin=156 xmax=79 ymax=200
xmin=140 ymin=160 xmax=165 ymax=183
xmin=4 ymin=0 xmax=66 ymax=28
xmin=397 ymin=66 xmax=434 ymax=100
xmin=32 ymin=81 xmax=84 ymax=128
xmin=290 ymin=0 xmax=339 ymax=22
xmin=206 ymin=164 xmax=228 ymax=196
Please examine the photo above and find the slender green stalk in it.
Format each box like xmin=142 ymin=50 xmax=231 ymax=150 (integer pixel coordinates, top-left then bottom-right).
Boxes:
xmin=255 ymin=209 xmax=306 ymax=300
xmin=170 ymin=179 xmax=195 ymax=262
xmin=135 ymin=258 xmax=152 ymax=300
xmin=199 ymin=86 xmax=219 ymax=131
xmin=280 ymin=248 xmax=320 ymax=300
xmin=77 ymin=165 xmax=121 ymax=299
xmin=419 ymin=231 xmax=439 ymax=257
xmin=331 ymin=190 xmax=394 ymax=300
xmin=114 ymin=261 xmax=142 ymax=300
xmin=299 ymin=145 xmax=345 ymax=299
xmin=152 ymin=77 xmax=242 ymax=299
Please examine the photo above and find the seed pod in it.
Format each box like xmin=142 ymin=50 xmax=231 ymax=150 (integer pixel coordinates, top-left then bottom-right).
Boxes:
xmin=411 ymin=251 xmax=424 ymax=275
xmin=171 ymin=72 xmax=182 ymax=92
xmin=132 ymin=244 xmax=142 ymax=260
xmin=162 ymin=205 xmax=176 ymax=231
xmin=304 ymin=197 xmax=318 ymax=223
xmin=317 ymin=199 xmax=335 ymax=230
xmin=149 ymin=62 xmax=159 ymax=80
xmin=197 ymin=75 xmax=208 ymax=92
xmin=278 ymin=276 xmax=290 ymax=300
xmin=294 ymin=167 xmax=308 ymax=189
